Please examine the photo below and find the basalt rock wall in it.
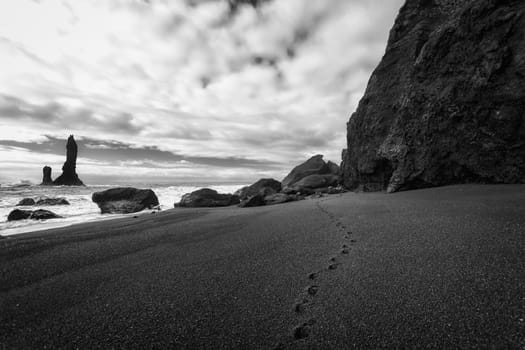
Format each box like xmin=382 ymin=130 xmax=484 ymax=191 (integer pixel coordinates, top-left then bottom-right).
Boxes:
xmin=343 ymin=0 xmax=525 ymax=192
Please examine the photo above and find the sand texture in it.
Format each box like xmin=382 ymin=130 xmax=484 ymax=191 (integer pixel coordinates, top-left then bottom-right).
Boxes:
xmin=1 ymin=185 xmax=524 ymax=348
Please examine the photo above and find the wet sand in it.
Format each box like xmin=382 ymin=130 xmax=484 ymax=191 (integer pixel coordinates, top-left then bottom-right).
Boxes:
xmin=1 ymin=185 xmax=524 ymax=348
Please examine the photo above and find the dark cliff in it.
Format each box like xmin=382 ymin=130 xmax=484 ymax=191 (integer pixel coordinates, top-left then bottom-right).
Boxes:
xmin=53 ymin=135 xmax=84 ymax=186
xmin=343 ymin=0 xmax=525 ymax=192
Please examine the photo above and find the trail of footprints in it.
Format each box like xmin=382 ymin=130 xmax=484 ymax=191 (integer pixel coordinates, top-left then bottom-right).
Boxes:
xmin=287 ymin=199 xmax=358 ymax=344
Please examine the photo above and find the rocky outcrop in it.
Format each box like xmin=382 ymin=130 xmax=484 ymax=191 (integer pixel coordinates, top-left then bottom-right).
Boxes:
xmin=92 ymin=187 xmax=159 ymax=214
xmin=41 ymin=166 xmax=53 ymax=185
xmin=177 ymin=188 xmax=239 ymax=208
xmin=53 ymin=135 xmax=84 ymax=186
xmin=343 ymin=0 xmax=525 ymax=192
xmin=7 ymin=209 xmax=61 ymax=221
xmin=16 ymin=198 xmax=35 ymax=206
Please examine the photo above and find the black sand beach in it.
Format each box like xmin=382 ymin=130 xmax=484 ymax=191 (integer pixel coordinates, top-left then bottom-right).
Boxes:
xmin=1 ymin=185 xmax=524 ymax=349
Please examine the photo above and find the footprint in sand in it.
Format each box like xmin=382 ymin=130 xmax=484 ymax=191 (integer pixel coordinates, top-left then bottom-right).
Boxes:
xmin=294 ymin=298 xmax=309 ymax=313
xmin=293 ymin=319 xmax=316 ymax=340
xmin=307 ymin=285 xmax=319 ymax=296
xmin=328 ymin=263 xmax=340 ymax=270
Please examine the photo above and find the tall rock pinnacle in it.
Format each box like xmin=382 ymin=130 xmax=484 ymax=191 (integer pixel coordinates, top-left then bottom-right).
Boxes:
xmin=41 ymin=166 xmax=53 ymax=185
xmin=53 ymin=135 xmax=84 ymax=186
xmin=342 ymin=0 xmax=525 ymax=192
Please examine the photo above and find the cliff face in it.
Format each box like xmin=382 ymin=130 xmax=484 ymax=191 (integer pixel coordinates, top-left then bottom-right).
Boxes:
xmin=343 ymin=0 xmax=525 ymax=192
xmin=53 ymin=135 xmax=84 ymax=186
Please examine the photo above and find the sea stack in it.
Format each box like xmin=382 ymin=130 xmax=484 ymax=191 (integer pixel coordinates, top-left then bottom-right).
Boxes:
xmin=342 ymin=0 xmax=525 ymax=192
xmin=53 ymin=135 xmax=84 ymax=186
xmin=41 ymin=166 xmax=53 ymax=185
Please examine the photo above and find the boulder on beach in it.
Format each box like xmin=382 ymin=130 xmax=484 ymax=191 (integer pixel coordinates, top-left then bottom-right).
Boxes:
xmin=92 ymin=187 xmax=159 ymax=214
xmin=239 ymin=194 xmax=266 ymax=208
xmin=263 ymin=193 xmax=298 ymax=206
xmin=177 ymin=188 xmax=240 ymax=208
xmin=236 ymin=178 xmax=282 ymax=201
xmin=53 ymin=135 xmax=85 ymax=186
xmin=7 ymin=209 xmax=61 ymax=221
xmin=41 ymin=166 xmax=53 ymax=185
xmin=283 ymin=174 xmax=340 ymax=194
xmin=294 ymin=174 xmax=339 ymax=190
xmin=282 ymin=155 xmax=331 ymax=188
xmin=36 ymin=198 xmax=70 ymax=206
xmin=16 ymin=198 xmax=36 ymax=206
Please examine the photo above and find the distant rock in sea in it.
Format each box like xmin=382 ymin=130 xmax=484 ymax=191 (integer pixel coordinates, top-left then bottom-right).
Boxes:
xmin=36 ymin=198 xmax=70 ymax=206
xmin=41 ymin=166 xmax=53 ymax=186
xmin=7 ymin=209 xmax=62 ymax=221
xmin=16 ymin=198 xmax=36 ymax=206
xmin=342 ymin=0 xmax=525 ymax=192
xmin=92 ymin=187 xmax=159 ymax=214
xmin=52 ymin=135 xmax=85 ymax=186
xmin=16 ymin=197 xmax=69 ymax=206
xmin=177 ymin=188 xmax=240 ymax=208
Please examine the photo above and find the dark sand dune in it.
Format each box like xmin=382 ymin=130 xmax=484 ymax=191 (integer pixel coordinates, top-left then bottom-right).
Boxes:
xmin=1 ymin=185 xmax=524 ymax=349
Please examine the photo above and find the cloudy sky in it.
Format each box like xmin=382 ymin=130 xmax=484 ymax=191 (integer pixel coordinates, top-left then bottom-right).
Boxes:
xmin=0 ymin=0 xmax=403 ymax=185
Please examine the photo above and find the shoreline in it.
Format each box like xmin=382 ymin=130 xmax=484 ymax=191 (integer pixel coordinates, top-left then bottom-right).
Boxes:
xmin=1 ymin=184 xmax=524 ymax=348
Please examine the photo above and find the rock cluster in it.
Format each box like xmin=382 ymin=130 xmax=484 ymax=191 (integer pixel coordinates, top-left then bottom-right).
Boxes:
xmin=8 ymin=209 xmax=61 ymax=221
xmin=342 ymin=0 xmax=525 ymax=192
xmin=92 ymin=187 xmax=160 ymax=214
xmin=16 ymin=197 xmax=70 ymax=206
xmin=176 ymin=155 xmax=344 ymax=208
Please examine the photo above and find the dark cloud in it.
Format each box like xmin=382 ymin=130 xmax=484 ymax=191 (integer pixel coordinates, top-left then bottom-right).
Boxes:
xmin=0 ymin=94 xmax=141 ymax=134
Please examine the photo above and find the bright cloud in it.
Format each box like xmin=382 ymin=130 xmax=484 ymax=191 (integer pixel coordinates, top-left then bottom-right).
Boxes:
xmin=0 ymin=0 xmax=404 ymax=184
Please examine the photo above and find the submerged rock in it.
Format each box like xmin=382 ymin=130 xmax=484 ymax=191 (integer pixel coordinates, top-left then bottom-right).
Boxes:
xmin=36 ymin=198 xmax=70 ymax=206
xmin=41 ymin=166 xmax=53 ymax=185
xmin=30 ymin=209 xmax=62 ymax=220
xmin=177 ymin=188 xmax=239 ymax=208
xmin=92 ymin=187 xmax=159 ymax=214
xmin=16 ymin=198 xmax=36 ymax=206
xmin=342 ymin=0 xmax=525 ymax=192
xmin=53 ymin=135 xmax=84 ymax=186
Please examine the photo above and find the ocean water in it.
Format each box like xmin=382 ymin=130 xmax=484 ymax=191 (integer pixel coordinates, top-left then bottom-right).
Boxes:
xmin=0 ymin=184 xmax=245 ymax=236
